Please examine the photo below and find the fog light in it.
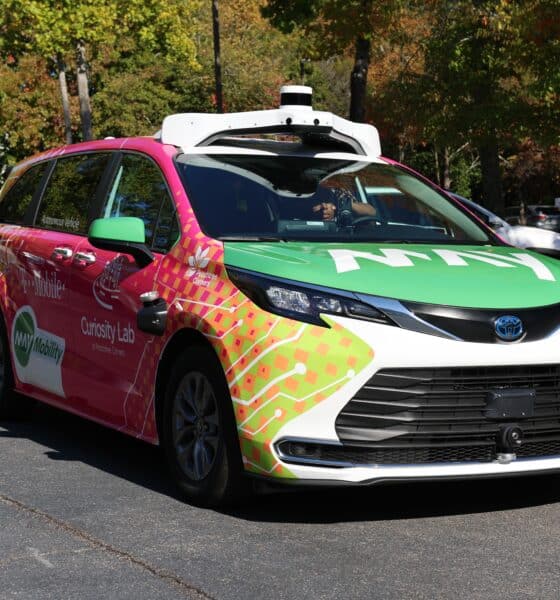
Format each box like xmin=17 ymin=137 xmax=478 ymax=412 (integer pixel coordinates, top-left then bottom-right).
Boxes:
xmin=287 ymin=442 xmax=321 ymax=459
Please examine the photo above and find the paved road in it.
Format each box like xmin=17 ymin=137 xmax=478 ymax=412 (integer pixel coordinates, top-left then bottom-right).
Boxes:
xmin=1 ymin=402 xmax=559 ymax=600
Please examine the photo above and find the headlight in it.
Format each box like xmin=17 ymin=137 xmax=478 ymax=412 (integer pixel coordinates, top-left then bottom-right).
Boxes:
xmin=226 ymin=267 xmax=395 ymax=328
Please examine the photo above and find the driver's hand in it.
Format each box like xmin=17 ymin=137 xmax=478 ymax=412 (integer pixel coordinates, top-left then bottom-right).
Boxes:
xmin=312 ymin=202 xmax=336 ymax=221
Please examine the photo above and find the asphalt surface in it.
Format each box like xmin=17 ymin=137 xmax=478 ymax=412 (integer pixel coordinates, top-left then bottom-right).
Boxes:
xmin=1 ymin=402 xmax=560 ymax=599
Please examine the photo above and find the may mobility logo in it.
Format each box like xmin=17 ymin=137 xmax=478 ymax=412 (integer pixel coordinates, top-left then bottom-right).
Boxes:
xmin=11 ymin=306 xmax=66 ymax=397
xmin=328 ymin=248 xmax=556 ymax=281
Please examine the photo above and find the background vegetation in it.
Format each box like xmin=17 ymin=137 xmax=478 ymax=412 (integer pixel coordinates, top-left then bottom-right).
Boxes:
xmin=1 ymin=0 xmax=559 ymax=215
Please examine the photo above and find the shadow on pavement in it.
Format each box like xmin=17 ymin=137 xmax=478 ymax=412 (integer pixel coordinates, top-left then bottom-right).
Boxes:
xmin=2 ymin=400 xmax=560 ymax=523
xmin=0 ymin=400 xmax=182 ymax=501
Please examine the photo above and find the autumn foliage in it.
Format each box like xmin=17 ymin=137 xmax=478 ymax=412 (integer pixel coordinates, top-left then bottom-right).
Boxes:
xmin=1 ymin=0 xmax=559 ymax=212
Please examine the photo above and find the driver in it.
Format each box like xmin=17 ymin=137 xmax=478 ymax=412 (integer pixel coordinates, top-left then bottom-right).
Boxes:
xmin=312 ymin=187 xmax=376 ymax=222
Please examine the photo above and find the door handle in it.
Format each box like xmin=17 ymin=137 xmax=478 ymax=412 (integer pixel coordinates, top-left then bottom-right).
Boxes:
xmin=73 ymin=251 xmax=97 ymax=267
xmin=52 ymin=247 xmax=73 ymax=261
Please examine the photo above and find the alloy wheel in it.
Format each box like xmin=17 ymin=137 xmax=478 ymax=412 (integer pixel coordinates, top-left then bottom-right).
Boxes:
xmin=172 ymin=371 xmax=220 ymax=481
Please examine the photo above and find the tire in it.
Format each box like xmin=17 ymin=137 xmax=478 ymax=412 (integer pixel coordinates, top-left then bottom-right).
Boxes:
xmin=161 ymin=345 xmax=250 ymax=507
xmin=0 ymin=316 xmax=27 ymax=419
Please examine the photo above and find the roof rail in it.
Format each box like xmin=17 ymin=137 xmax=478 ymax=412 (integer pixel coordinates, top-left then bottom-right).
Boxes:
xmin=158 ymin=85 xmax=381 ymax=157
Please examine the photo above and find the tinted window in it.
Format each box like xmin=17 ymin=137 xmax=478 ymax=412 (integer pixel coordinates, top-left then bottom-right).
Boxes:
xmin=152 ymin=196 xmax=180 ymax=252
xmin=102 ymin=154 xmax=178 ymax=251
xmin=178 ymin=155 xmax=492 ymax=244
xmin=0 ymin=163 xmax=48 ymax=225
xmin=36 ymin=153 xmax=111 ymax=234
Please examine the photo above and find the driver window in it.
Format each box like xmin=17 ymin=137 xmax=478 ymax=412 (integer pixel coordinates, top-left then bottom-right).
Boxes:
xmin=103 ymin=153 xmax=179 ymax=251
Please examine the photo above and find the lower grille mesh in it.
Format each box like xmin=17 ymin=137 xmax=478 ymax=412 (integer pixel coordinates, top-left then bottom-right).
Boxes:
xmin=516 ymin=439 xmax=560 ymax=458
xmin=310 ymin=444 xmax=494 ymax=464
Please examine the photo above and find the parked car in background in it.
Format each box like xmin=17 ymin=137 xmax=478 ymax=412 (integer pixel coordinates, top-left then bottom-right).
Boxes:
xmin=506 ymin=204 xmax=560 ymax=232
xmin=527 ymin=205 xmax=560 ymax=231
xmin=451 ymin=194 xmax=560 ymax=250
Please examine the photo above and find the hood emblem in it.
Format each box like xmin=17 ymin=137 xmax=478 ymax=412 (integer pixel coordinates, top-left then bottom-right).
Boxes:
xmin=494 ymin=315 xmax=524 ymax=341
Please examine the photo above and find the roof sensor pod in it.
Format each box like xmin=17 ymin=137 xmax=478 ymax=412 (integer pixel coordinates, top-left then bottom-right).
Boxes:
xmin=279 ymin=85 xmax=313 ymax=110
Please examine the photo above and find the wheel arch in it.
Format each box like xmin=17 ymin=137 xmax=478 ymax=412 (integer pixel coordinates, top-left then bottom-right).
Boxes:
xmin=154 ymin=327 xmax=225 ymax=443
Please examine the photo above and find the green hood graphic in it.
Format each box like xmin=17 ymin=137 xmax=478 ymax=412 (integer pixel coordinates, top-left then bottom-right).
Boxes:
xmin=224 ymin=242 xmax=560 ymax=309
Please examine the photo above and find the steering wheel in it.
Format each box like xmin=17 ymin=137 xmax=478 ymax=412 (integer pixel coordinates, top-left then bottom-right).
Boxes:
xmin=352 ymin=215 xmax=383 ymax=227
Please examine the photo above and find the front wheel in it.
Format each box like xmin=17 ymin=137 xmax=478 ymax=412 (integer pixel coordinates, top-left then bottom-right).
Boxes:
xmin=161 ymin=346 xmax=249 ymax=507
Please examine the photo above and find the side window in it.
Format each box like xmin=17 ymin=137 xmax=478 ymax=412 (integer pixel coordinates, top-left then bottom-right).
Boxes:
xmin=153 ymin=196 xmax=180 ymax=252
xmin=36 ymin=153 xmax=111 ymax=234
xmin=103 ymin=154 xmax=179 ymax=252
xmin=0 ymin=162 xmax=48 ymax=225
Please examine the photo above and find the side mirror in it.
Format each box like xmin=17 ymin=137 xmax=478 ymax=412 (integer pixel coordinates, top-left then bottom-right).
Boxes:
xmin=488 ymin=218 xmax=503 ymax=231
xmin=88 ymin=217 xmax=154 ymax=268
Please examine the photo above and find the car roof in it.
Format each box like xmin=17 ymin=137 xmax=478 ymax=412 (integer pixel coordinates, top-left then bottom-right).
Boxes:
xmin=12 ymin=137 xmax=179 ymax=174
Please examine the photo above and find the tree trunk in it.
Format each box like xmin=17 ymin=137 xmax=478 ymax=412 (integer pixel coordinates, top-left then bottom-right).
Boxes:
xmin=470 ymin=7 xmax=503 ymax=214
xmin=76 ymin=40 xmax=93 ymax=141
xmin=56 ymin=53 xmax=72 ymax=145
xmin=212 ymin=0 xmax=224 ymax=113
xmin=478 ymin=136 xmax=503 ymax=214
xmin=442 ymin=146 xmax=451 ymax=190
xmin=0 ymin=134 xmax=9 ymax=184
xmin=349 ymin=36 xmax=371 ymax=122
xmin=434 ymin=146 xmax=441 ymax=186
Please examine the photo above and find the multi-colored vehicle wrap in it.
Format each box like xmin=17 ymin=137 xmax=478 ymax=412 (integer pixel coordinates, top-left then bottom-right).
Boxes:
xmin=2 ymin=85 xmax=560 ymax=506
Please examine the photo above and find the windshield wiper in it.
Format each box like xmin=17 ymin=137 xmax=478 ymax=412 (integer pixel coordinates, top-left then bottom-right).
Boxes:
xmin=360 ymin=238 xmax=497 ymax=245
xmin=371 ymin=239 xmax=411 ymax=244
xmin=218 ymin=236 xmax=284 ymax=242
xmin=422 ymin=239 xmax=498 ymax=246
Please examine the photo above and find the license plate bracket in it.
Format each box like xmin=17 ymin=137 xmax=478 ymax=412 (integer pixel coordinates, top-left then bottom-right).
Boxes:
xmin=485 ymin=388 xmax=535 ymax=420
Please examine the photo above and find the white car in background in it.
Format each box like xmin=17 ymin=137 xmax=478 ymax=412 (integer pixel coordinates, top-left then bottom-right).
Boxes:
xmin=451 ymin=194 xmax=560 ymax=251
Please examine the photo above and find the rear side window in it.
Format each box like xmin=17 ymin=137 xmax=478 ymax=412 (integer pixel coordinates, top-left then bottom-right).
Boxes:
xmin=102 ymin=153 xmax=179 ymax=252
xmin=36 ymin=153 xmax=111 ymax=234
xmin=0 ymin=163 xmax=48 ymax=225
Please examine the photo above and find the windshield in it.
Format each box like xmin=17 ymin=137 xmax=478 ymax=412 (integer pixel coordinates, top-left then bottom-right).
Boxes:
xmin=177 ymin=154 xmax=493 ymax=244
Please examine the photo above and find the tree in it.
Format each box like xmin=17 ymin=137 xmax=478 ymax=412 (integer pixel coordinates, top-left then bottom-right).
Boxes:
xmin=371 ymin=0 xmax=560 ymax=214
xmin=92 ymin=46 xmax=214 ymax=139
xmin=0 ymin=0 xmax=200 ymax=141
xmin=261 ymin=0 xmax=400 ymax=122
xmin=0 ymin=55 xmax=67 ymax=165
xmin=192 ymin=0 xmax=304 ymax=113
xmin=503 ymin=140 xmax=560 ymax=205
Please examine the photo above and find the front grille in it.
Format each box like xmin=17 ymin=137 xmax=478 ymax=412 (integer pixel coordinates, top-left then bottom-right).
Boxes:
xmin=334 ymin=365 xmax=560 ymax=464
xmin=403 ymin=300 xmax=560 ymax=343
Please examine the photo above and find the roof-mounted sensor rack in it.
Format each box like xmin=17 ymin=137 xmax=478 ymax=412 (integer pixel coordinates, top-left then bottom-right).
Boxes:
xmin=157 ymin=85 xmax=381 ymax=157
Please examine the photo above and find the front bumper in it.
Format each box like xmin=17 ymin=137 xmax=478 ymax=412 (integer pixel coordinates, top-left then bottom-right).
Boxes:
xmin=268 ymin=454 xmax=560 ymax=486
xmin=268 ymin=314 xmax=560 ymax=484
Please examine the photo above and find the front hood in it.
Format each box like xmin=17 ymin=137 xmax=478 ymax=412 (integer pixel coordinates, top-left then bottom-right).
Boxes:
xmin=224 ymin=242 xmax=560 ymax=309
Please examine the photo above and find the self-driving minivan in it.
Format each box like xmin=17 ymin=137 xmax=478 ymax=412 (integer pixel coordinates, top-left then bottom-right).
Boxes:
xmin=1 ymin=86 xmax=560 ymax=506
